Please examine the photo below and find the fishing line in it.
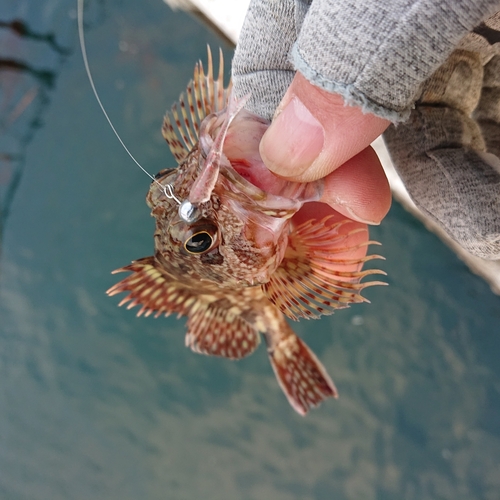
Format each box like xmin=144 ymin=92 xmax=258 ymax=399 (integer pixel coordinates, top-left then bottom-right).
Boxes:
xmin=76 ymin=0 xmax=181 ymax=204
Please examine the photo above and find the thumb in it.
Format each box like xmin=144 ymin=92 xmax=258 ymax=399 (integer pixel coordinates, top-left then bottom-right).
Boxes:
xmin=260 ymin=72 xmax=391 ymax=183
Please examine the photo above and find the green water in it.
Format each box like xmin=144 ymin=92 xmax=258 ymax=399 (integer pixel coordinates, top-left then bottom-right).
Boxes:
xmin=1 ymin=1 xmax=499 ymax=499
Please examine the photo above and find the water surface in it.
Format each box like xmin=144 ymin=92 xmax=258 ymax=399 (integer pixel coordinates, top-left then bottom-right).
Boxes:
xmin=1 ymin=1 xmax=499 ymax=499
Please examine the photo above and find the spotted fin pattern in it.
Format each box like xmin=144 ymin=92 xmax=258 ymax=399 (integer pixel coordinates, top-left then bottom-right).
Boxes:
xmin=186 ymin=304 xmax=260 ymax=360
xmin=263 ymin=216 xmax=387 ymax=321
xmin=162 ymin=46 xmax=232 ymax=163
xmin=106 ymin=257 xmax=260 ymax=361
xmin=106 ymin=257 xmax=195 ymax=318
xmin=269 ymin=333 xmax=338 ymax=416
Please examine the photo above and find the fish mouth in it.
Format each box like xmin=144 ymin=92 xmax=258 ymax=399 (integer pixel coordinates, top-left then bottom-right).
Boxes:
xmin=151 ymin=105 xmax=320 ymax=218
xmin=219 ymin=152 xmax=327 ymax=219
xmin=219 ymin=108 xmax=323 ymax=209
xmin=203 ymin=110 xmax=304 ymax=213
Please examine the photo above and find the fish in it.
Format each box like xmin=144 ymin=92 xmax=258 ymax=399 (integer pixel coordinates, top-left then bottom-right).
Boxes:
xmin=106 ymin=48 xmax=386 ymax=415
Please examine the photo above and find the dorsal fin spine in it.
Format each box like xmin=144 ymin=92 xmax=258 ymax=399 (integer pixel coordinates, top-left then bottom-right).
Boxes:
xmin=217 ymin=48 xmax=224 ymax=110
xmin=162 ymin=46 xmax=229 ymax=164
xmin=207 ymin=47 xmax=214 ymax=111
xmin=180 ymin=88 xmax=196 ymax=146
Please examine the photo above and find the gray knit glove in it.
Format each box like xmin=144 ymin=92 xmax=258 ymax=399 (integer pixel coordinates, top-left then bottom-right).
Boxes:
xmin=232 ymin=0 xmax=500 ymax=259
xmin=383 ymin=14 xmax=500 ymax=259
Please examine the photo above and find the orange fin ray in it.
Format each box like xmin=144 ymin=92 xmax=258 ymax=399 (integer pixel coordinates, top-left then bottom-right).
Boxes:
xmin=263 ymin=216 xmax=386 ymax=320
xmin=307 ymin=252 xmax=386 ymax=268
xmin=186 ymin=304 xmax=261 ymax=360
xmin=304 ymin=262 xmax=387 ymax=286
xmin=269 ymin=334 xmax=338 ymax=416
xmin=291 ymin=217 xmax=354 ymax=240
xmin=162 ymin=46 xmax=231 ymax=164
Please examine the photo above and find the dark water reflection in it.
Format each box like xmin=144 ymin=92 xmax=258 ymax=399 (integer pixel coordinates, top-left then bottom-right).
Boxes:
xmin=1 ymin=0 xmax=499 ymax=499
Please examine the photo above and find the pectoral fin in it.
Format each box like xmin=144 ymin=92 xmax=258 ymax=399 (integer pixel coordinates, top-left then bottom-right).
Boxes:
xmin=107 ymin=256 xmax=260 ymax=360
xmin=263 ymin=216 xmax=387 ymax=321
xmin=106 ymin=256 xmax=195 ymax=318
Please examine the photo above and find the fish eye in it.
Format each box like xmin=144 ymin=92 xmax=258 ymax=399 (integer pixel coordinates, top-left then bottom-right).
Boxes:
xmin=183 ymin=224 xmax=218 ymax=255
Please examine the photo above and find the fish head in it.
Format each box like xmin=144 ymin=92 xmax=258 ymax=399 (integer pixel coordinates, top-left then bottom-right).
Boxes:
xmin=146 ymin=48 xmax=324 ymax=287
xmin=147 ymin=121 xmax=301 ymax=287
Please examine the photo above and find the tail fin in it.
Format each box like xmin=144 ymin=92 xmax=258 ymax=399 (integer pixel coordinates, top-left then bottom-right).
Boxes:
xmin=269 ymin=334 xmax=338 ymax=415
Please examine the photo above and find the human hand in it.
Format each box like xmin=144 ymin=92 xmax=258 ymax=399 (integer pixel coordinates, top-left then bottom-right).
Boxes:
xmin=232 ymin=0 xmax=396 ymax=226
xmin=259 ymin=72 xmax=392 ymax=225
xmin=233 ymin=1 xmax=500 ymax=258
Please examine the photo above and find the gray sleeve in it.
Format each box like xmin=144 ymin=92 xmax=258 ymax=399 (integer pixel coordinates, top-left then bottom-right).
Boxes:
xmin=232 ymin=0 xmax=299 ymax=121
xmin=232 ymin=0 xmax=500 ymax=122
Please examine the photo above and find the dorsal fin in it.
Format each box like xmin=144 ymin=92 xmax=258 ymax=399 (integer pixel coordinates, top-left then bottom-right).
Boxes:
xmin=162 ymin=46 xmax=232 ymax=163
xmin=262 ymin=216 xmax=387 ymax=321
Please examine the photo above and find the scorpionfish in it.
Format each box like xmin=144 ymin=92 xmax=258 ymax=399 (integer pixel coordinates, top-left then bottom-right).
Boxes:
xmin=107 ymin=48 xmax=385 ymax=415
